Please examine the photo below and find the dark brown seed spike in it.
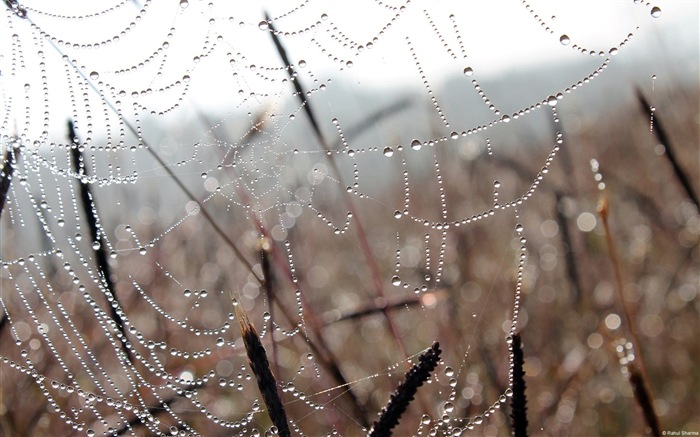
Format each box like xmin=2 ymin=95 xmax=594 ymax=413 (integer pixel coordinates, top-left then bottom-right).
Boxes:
xmin=629 ymin=364 xmax=661 ymax=437
xmin=368 ymin=342 xmax=441 ymax=437
xmin=235 ymin=304 xmax=290 ymax=437
xmin=510 ymin=333 xmax=528 ymax=437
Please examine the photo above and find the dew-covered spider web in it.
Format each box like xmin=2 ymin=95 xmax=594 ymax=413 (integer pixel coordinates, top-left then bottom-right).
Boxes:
xmin=1 ymin=0 xmax=697 ymax=436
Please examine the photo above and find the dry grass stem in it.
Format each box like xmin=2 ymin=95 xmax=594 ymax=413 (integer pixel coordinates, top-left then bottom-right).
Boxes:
xmin=69 ymin=120 xmax=134 ymax=363
xmin=636 ymin=88 xmax=699 ymax=209
xmin=555 ymin=192 xmax=583 ymax=304
xmin=114 ymin=383 xmax=200 ymax=436
xmin=235 ymin=303 xmax=291 ymax=437
xmin=0 ymin=144 xmax=18 ymax=220
xmin=265 ymin=10 xmax=409 ymax=364
xmin=597 ymin=194 xmax=661 ymax=434
xmin=334 ymin=295 xmax=425 ymax=323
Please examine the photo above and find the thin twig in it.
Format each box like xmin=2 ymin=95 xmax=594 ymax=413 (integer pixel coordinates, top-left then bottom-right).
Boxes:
xmin=330 ymin=98 xmax=413 ymax=150
xmin=598 ymin=195 xmax=661 ymax=435
xmin=332 ymin=295 xmax=424 ymax=323
xmin=114 ymin=383 xmax=201 ymax=436
xmin=555 ymin=192 xmax=583 ymax=304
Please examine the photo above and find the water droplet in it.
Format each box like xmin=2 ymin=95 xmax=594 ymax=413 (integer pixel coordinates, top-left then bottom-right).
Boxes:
xmin=89 ymin=71 xmax=99 ymax=80
xmin=391 ymin=275 xmax=401 ymax=286
xmin=463 ymin=67 xmax=474 ymax=77
xmin=92 ymin=241 xmax=101 ymax=250
xmin=216 ymin=337 xmax=225 ymax=347
xmin=201 ymin=172 xmax=207 ymax=178
xmin=139 ymin=247 xmax=147 ymax=255
xmin=183 ymin=74 xmax=191 ymax=83
xmin=444 ymin=402 xmax=454 ymax=413
xmin=493 ymin=180 xmax=501 ymax=188
xmin=515 ymin=223 xmax=524 ymax=233
xmin=445 ymin=366 xmax=454 ymax=377
xmin=501 ymin=115 xmax=511 ymax=123
xmin=394 ymin=210 xmax=402 ymax=219
xmin=410 ymin=139 xmax=422 ymax=150
xmin=298 ymin=60 xmax=306 ymax=68
xmin=421 ymin=414 xmax=431 ymax=425
xmin=559 ymin=34 xmax=570 ymax=45
xmin=383 ymin=147 xmax=394 ymax=157
xmin=650 ymin=6 xmax=661 ymax=17
xmin=179 ymin=0 xmax=189 ymax=8
xmin=547 ymin=95 xmax=558 ymax=106
xmin=258 ymin=20 xmax=269 ymax=30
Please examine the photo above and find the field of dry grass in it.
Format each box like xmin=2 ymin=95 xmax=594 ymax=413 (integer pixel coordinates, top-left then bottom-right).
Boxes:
xmin=1 ymin=77 xmax=697 ymax=436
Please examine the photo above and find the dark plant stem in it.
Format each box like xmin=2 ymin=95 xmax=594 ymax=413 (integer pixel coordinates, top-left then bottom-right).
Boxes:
xmin=555 ymin=192 xmax=583 ymax=304
xmin=0 ymin=144 xmax=19 ymax=220
xmin=636 ymin=88 xmax=699 ymax=209
xmin=265 ymin=11 xmax=409 ymax=362
xmin=260 ymin=246 xmax=281 ymax=381
xmin=3 ymin=0 xmax=27 ymax=19
xmin=69 ymin=121 xmax=134 ymax=364
xmin=192 ymin=105 xmax=371 ymax=428
xmin=510 ymin=333 xmax=528 ymax=437
xmin=330 ymin=98 xmax=413 ymax=150
xmin=236 ymin=304 xmax=290 ymax=437
xmin=0 ymin=310 xmax=6 ymax=337
xmin=628 ymin=364 xmax=661 ymax=437
xmin=368 ymin=342 xmax=441 ymax=437
xmin=38 ymin=34 xmax=260 ymax=283
xmin=332 ymin=295 xmax=425 ymax=323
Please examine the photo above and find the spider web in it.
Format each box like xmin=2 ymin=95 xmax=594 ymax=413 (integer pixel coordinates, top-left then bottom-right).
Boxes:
xmin=0 ymin=0 xmax=681 ymax=436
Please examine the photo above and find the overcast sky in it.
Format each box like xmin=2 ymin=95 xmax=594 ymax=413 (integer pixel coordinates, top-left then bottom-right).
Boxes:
xmin=1 ymin=0 xmax=697 ymax=139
